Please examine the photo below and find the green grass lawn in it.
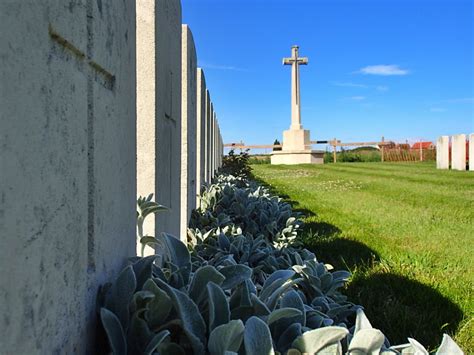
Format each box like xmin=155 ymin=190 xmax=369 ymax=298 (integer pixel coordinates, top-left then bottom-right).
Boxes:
xmin=252 ymin=162 xmax=473 ymax=351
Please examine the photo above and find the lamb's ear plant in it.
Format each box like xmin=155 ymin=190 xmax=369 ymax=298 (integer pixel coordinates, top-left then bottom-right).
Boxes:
xmin=137 ymin=194 xmax=168 ymax=256
xmin=99 ymin=169 xmax=464 ymax=354
xmin=99 ymin=236 xmax=464 ymax=355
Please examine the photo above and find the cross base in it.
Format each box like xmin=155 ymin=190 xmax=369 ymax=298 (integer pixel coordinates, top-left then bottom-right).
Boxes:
xmin=271 ymin=150 xmax=324 ymax=165
xmin=282 ymin=129 xmax=311 ymax=150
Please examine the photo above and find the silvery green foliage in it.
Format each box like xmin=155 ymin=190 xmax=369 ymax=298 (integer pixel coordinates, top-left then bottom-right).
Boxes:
xmin=137 ymin=194 xmax=168 ymax=256
xmin=190 ymin=174 xmax=302 ymax=248
xmin=189 ymin=226 xmax=356 ymax=328
xmin=99 ymin=235 xmax=463 ymax=355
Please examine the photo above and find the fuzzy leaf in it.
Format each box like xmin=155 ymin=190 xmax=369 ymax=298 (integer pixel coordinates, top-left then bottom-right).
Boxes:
xmin=267 ymin=308 xmax=303 ymax=326
xmin=207 ymin=282 xmax=231 ymax=331
xmin=209 ymin=320 xmax=245 ymax=355
xmin=105 ymin=265 xmax=137 ymax=331
xmin=162 ymin=233 xmax=191 ymax=285
xmin=154 ymin=278 xmax=206 ymax=354
xmin=354 ymin=308 xmax=373 ymax=333
xmin=189 ymin=265 xmax=225 ymax=304
xmin=144 ymin=330 xmax=170 ymax=355
xmin=100 ymin=308 xmax=126 ymax=355
xmin=220 ymin=264 xmax=252 ymax=290
xmin=244 ymin=316 xmax=275 ymax=355
xmin=405 ymin=338 xmax=429 ymax=355
xmin=132 ymin=255 xmax=157 ymax=291
xmin=292 ymin=326 xmax=349 ymax=353
xmin=143 ymin=279 xmax=172 ymax=329
xmin=348 ymin=328 xmax=385 ymax=355
xmin=276 ymin=323 xmax=302 ymax=354
xmin=435 ymin=334 xmax=463 ymax=355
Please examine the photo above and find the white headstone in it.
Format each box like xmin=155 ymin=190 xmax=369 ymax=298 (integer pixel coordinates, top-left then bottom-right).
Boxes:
xmin=451 ymin=134 xmax=466 ymax=171
xmin=436 ymin=136 xmax=449 ymax=169
xmin=208 ymin=102 xmax=214 ymax=180
xmin=0 ymin=1 xmax=136 ymax=352
xmin=204 ymin=91 xmax=211 ymax=184
xmin=469 ymin=133 xmax=474 ymax=171
xmin=212 ymin=113 xmax=216 ymax=177
xmin=180 ymin=24 xmax=197 ymax=239
xmin=137 ymin=0 xmax=182 ymax=243
xmin=196 ymin=68 xmax=207 ymax=202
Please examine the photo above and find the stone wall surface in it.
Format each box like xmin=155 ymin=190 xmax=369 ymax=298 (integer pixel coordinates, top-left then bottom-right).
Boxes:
xmin=0 ymin=0 xmax=225 ymax=352
xmin=0 ymin=0 xmax=136 ymax=353
xmin=436 ymin=136 xmax=449 ymax=170
xmin=137 ymin=0 xmax=182 ymax=240
xmin=196 ymin=68 xmax=207 ymax=203
xmin=180 ymin=24 xmax=197 ymax=239
xmin=451 ymin=134 xmax=466 ymax=171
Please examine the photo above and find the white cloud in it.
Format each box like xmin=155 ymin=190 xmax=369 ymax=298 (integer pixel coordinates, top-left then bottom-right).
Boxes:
xmin=358 ymin=65 xmax=409 ymax=76
xmin=349 ymin=96 xmax=366 ymax=101
xmin=376 ymin=85 xmax=389 ymax=92
xmin=330 ymin=81 xmax=368 ymax=88
xmin=430 ymin=107 xmax=447 ymax=112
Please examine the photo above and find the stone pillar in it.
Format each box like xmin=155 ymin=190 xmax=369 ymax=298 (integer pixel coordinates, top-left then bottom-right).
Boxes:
xmin=196 ymin=68 xmax=207 ymax=202
xmin=469 ymin=134 xmax=474 ymax=171
xmin=451 ymin=134 xmax=466 ymax=171
xmin=436 ymin=136 xmax=449 ymax=170
xmin=212 ymin=116 xmax=216 ymax=176
xmin=220 ymin=134 xmax=223 ymax=167
xmin=204 ymin=91 xmax=211 ymax=184
xmin=0 ymin=1 xmax=136 ymax=353
xmin=137 ymin=0 xmax=182 ymax=242
xmin=180 ymin=25 xmax=197 ymax=240
xmin=208 ymin=102 xmax=214 ymax=181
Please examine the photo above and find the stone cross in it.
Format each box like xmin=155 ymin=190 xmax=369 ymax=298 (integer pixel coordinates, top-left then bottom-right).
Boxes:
xmin=283 ymin=45 xmax=308 ymax=130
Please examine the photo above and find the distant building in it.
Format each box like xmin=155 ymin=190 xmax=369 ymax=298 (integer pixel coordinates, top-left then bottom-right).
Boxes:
xmin=412 ymin=141 xmax=434 ymax=149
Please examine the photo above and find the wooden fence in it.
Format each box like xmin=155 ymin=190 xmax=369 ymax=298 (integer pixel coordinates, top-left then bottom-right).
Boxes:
xmin=383 ymin=148 xmax=436 ymax=162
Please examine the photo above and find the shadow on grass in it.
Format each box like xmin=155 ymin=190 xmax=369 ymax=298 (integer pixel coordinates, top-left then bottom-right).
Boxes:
xmin=346 ymin=272 xmax=464 ymax=350
xmin=252 ymin=172 xmax=464 ymax=349
xmin=304 ymin=232 xmax=380 ymax=270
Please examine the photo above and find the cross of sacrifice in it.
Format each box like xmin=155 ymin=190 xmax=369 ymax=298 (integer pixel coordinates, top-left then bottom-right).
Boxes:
xmin=283 ymin=45 xmax=308 ymax=130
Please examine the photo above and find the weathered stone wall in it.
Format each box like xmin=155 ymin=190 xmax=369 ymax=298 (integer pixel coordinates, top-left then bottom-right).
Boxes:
xmin=0 ymin=0 xmax=225 ymax=351
xmin=0 ymin=1 xmax=136 ymax=353
xmin=137 ymin=0 xmax=182 ymax=240
xmin=180 ymin=24 xmax=197 ymax=239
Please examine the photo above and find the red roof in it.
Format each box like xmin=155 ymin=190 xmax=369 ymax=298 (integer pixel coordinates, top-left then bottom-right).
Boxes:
xmin=412 ymin=141 xmax=433 ymax=149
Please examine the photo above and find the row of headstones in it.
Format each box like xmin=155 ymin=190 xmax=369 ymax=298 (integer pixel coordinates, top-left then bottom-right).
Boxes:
xmin=0 ymin=0 xmax=222 ymax=353
xmin=436 ymin=134 xmax=473 ymax=171
xmin=137 ymin=1 xmax=224 ymax=251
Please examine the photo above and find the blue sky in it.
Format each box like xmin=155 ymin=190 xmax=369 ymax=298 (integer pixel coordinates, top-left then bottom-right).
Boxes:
xmin=182 ymin=0 xmax=473 ymax=148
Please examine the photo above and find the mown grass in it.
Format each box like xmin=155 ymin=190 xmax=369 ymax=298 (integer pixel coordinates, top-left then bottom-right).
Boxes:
xmin=252 ymin=162 xmax=473 ymax=351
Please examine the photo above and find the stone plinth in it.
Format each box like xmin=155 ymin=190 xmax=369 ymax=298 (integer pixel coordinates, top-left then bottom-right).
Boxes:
xmin=451 ymin=134 xmax=466 ymax=171
xmin=282 ymin=129 xmax=311 ymax=150
xmin=436 ymin=136 xmax=449 ymax=170
xmin=272 ymin=128 xmax=323 ymax=165
xmin=271 ymin=150 xmax=324 ymax=164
